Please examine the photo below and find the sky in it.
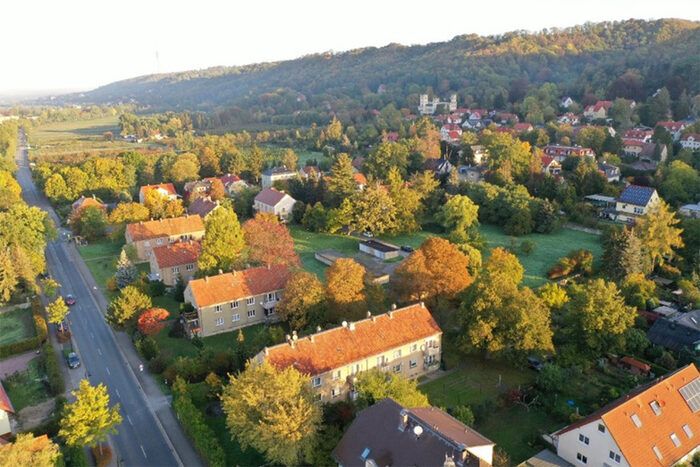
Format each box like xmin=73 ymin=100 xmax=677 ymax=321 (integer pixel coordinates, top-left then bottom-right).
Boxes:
xmin=1 ymin=0 xmax=698 ymax=96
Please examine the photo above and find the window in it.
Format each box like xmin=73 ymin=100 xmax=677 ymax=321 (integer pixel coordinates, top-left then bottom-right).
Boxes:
xmin=215 ymin=318 xmax=224 ymax=326
xmin=247 ymin=310 xmax=256 ymax=318
xmin=576 ymin=453 xmax=588 ymax=464
xmin=608 ymin=451 xmax=621 ymax=463
xmin=156 ymin=238 xmax=163 ymax=245
xmin=376 ymin=356 xmax=385 ymax=366
xmin=409 ymin=359 xmax=417 ymax=368
xmin=186 ymin=264 xmax=194 ymax=271
xmin=246 ymin=297 xmax=255 ymax=305
xmin=650 ymin=400 xmax=662 ymax=415
xmin=652 ymin=445 xmax=662 ymax=460
xmin=411 ymin=343 xmax=418 ymax=352
xmin=352 ymin=364 xmax=361 ymax=375
xmin=683 ymin=424 xmax=694 ymax=438
xmin=172 ymin=267 xmax=180 ymax=274
xmin=630 ymin=413 xmax=642 ymax=427
xmin=214 ymin=305 xmax=222 ymax=313
xmin=393 ymin=350 xmax=402 ymax=359
xmin=578 ymin=434 xmax=589 ymax=445
xmin=393 ymin=364 xmax=402 ymax=373
xmin=144 ymin=241 xmax=151 ymax=247
xmin=232 ymin=314 xmax=240 ymax=322
xmin=670 ymin=432 xmax=681 ymax=447
xmin=231 ymin=300 xmax=239 ymax=309
xmin=598 ymin=424 xmax=606 ymax=433
xmin=332 ymin=370 xmax=341 ymax=380
xmin=634 ymin=207 xmax=643 ymax=214
xmin=331 ymin=387 xmax=342 ymax=398
xmin=311 ymin=377 xmax=321 ymax=388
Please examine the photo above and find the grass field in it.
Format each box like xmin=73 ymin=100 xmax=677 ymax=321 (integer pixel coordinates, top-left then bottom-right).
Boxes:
xmin=0 ymin=308 xmax=37 ymax=345
xmin=2 ymin=358 xmax=50 ymax=411
xmin=289 ymin=225 xmax=361 ymax=280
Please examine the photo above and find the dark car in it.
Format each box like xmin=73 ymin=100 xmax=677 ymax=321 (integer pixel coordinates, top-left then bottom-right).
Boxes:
xmin=400 ymin=245 xmax=414 ymax=253
xmin=527 ymin=356 xmax=543 ymax=371
xmin=67 ymin=352 xmax=80 ymax=369
xmin=64 ymin=294 xmax=76 ymax=306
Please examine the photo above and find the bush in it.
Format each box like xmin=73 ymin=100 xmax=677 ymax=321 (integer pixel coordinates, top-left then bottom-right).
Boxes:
xmin=63 ymin=444 xmax=88 ymax=467
xmin=91 ymin=445 xmax=112 ymax=467
xmin=0 ymin=336 xmax=41 ymax=358
xmin=451 ymin=405 xmax=475 ymax=426
xmin=168 ymin=320 xmax=185 ymax=338
xmin=105 ymin=277 xmax=118 ymax=292
xmin=136 ymin=336 xmax=159 ymax=361
xmin=520 ymin=240 xmax=536 ymax=255
xmin=149 ymin=354 xmax=168 ymax=374
xmin=148 ymin=280 xmax=166 ymax=297
xmin=42 ymin=342 xmax=65 ymax=396
xmin=536 ymin=363 xmax=565 ymax=393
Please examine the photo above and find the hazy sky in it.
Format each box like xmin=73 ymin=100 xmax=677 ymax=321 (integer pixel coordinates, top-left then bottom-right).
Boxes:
xmin=1 ymin=0 xmax=698 ymax=95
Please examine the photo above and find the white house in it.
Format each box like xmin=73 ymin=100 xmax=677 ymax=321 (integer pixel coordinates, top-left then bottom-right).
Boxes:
xmin=613 ymin=185 xmax=660 ymax=224
xmin=681 ymin=134 xmax=700 ymax=151
xmin=139 ymin=183 xmax=178 ymax=204
xmin=656 ymin=121 xmax=686 ymax=142
xmin=552 ymin=364 xmax=700 ymax=467
xmin=261 ymin=167 xmax=298 ymax=189
xmin=253 ymin=188 xmax=296 ymax=221
xmin=560 ymin=96 xmax=575 ymax=108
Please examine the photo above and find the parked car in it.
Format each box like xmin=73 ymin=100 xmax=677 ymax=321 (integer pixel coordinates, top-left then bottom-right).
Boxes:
xmin=527 ymin=356 xmax=543 ymax=371
xmin=64 ymin=294 xmax=76 ymax=306
xmin=361 ymin=231 xmax=374 ymax=238
xmin=400 ymin=245 xmax=414 ymax=253
xmin=67 ymin=352 xmax=80 ymax=369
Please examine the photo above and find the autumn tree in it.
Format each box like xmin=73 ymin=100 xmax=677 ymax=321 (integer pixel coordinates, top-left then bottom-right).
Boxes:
xmin=325 ymin=258 xmax=366 ymax=321
xmin=167 ymin=152 xmax=200 ymax=186
xmin=41 ymin=277 xmax=61 ymax=299
xmin=72 ymin=206 xmax=108 ymax=240
xmin=143 ymin=189 xmax=184 ymax=219
xmin=458 ymin=248 xmax=553 ymax=357
xmin=46 ymin=297 xmax=69 ymax=332
xmin=209 ymin=178 xmax=226 ymax=201
xmin=0 ymin=247 xmax=17 ymax=305
xmin=635 ymin=199 xmax=684 ymax=267
xmin=364 ymin=142 xmax=409 ymax=180
xmin=277 ymin=271 xmax=325 ymax=330
xmin=248 ymin=145 xmax=264 ymax=182
xmin=115 ymin=250 xmax=137 ymax=289
xmin=437 ymin=195 xmax=480 ymax=246
xmin=106 ymin=285 xmax=152 ymax=328
xmin=391 ymin=237 xmax=472 ymax=305
xmin=137 ymin=308 xmax=169 ymax=335
xmin=108 ymin=202 xmax=149 ymax=240
xmin=356 ymin=369 xmax=430 ymax=407
xmin=564 ymin=279 xmax=636 ymax=354
xmin=537 ymin=283 xmax=569 ymax=310
xmin=325 ymin=153 xmax=357 ymax=207
xmin=282 ymin=148 xmax=298 ymax=170
xmin=601 ymin=226 xmax=651 ymax=280
xmin=0 ymin=433 xmax=60 ymax=467
xmin=221 ymin=361 xmax=321 ymax=466
xmin=482 ymin=131 xmax=532 ymax=183
xmin=385 ymin=167 xmax=423 ymax=234
xmin=348 ymin=183 xmax=397 ymax=235
xmin=198 ymin=205 xmax=245 ymax=274
xmin=60 ymin=380 xmax=122 ymax=455
xmin=243 ymin=214 xmax=300 ymax=268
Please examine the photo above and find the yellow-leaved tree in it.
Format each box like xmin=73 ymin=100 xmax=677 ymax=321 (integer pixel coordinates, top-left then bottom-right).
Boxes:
xmin=0 ymin=433 xmax=60 ymax=467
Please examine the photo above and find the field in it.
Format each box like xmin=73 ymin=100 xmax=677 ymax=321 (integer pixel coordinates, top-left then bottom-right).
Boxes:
xmin=0 ymin=308 xmax=37 ymax=345
xmin=289 ymin=225 xmax=361 ymax=279
xmin=1 ymin=358 xmax=50 ymax=411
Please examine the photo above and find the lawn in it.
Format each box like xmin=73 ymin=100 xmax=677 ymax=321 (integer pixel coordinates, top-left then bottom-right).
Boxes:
xmin=289 ymin=225 xmax=361 ymax=280
xmin=204 ymin=415 xmax=265 ymax=466
xmin=0 ymin=308 xmax=37 ymax=345
xmin=76 ymin=240 xmax=123 ymax=260
xmin=1 ymin=358 xmax=51 ymax=411
xmin=77 ymin=240 xmax=124 ymax=291
xmin=30 ymin=116 xmax=121 ymax=144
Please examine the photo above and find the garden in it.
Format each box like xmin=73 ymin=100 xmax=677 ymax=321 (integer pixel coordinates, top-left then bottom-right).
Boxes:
xmin=0 ymin=308 xmax=37 ymax=346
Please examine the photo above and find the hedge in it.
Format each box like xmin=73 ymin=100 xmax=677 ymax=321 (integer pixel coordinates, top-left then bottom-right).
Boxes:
xmin=42 ymin=342 xmax=65 ymax=395
xmin=0 ymin=297 xmax=48 ymax=358
xmin=32 ymin=297 xmax=48 ymax=342
xmin=172 ymin=383 xmax=226 ymax=467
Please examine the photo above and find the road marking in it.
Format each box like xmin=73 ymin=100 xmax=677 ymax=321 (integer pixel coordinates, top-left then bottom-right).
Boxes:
xmin=115 ymin=389 xmax=120 ymax=399
xmin=127 ymin=415 xmax=133 ymax=426
xmin=97 ymin=348 xmax=102 ymax=355
xmin=90 ymin=332 xmax=94 ymax=340
xmin=140 ymin=445 xmax=147 ymax=458
xmin=106 ymin=367 xmax=110 ymax=375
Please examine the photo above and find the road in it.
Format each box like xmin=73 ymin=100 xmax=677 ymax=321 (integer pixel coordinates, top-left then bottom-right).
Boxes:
xmin=15 ymin=130 xmax=186 ymax=467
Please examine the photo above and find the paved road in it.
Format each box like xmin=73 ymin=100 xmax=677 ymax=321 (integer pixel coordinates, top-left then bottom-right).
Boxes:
xmin=15 ymin=130 xmax=186 ymax=467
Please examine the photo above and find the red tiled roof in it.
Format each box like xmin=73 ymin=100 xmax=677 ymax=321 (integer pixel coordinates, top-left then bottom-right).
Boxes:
xmin=623 ymin=139 xmax=645 ymax=148
xmin=72 ymin=196 xmax=105 ymax=212
xmin=441 ymin=124 xmax=461 ymax=132
xmin=540 ymin=155 xmax=558 ymax=167
xmin=263 ymin=303 xmax=442 ymax=375
xmin=219 ymin=173 xmax=242 ymax=186
xmin=681 ymin=133 xmax=700 ymax=142
xmin=126 ymin=215 xmax=205 ymax=242
xmin=0 ymin=381 xmax=14 ymax=413
xmin=624 ymin=129 xmax=653 ymax=140
xmin=556 ymin=364 xmax=700 ymax=467
xmin=139 ymin=183 xmax=177 ymax=198
xmin=657 ymin=121 xmax=684 ymax=132
xmin=188 ymin=197 xmax=219 ymax=218
xmin=353 ymin=173 xmax=368 ymax=185
xmin=514 ymin=123 xmax=533 ymax=131
xmin=187 ymin=264 xmax=290 ymax=308
xmin=620 ymin=356 xmax=651 ymax=372
xmin=586 ymin=101 xmax=612 ymax=112
xmin=254 ymin=188 xmax=293 ymax=207
xmin=447 ymin=131 xmax=461 ymax=140
xmin=152 ymin=240 xmax=201 ymax=268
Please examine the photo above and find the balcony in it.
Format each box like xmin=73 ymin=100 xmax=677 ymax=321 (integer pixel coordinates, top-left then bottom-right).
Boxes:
xmin=261 ymin=299 xmax=279 ymax=310
xmin=424 ymin=361 xmax=440 ymax=371
xmin=422 ymin=345 xmax=440 ymax=357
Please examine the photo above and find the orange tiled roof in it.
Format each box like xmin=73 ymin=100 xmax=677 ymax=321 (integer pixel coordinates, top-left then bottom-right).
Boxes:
xmin=126 ymin=215 xmax=204 ymax=242
xmin=353 ymin=173 xmax=368 ymax=185
xmin=152 ymin=240 xmax=201 ymax=268
xmin=556 ymin=364 xmax=700 ymax=466
xmin=0 ymin=381 xmax=14 ymax=413
xmin=72 ymin=196 xmax=105 ymax=212
xmin=139 ymin=183 xmax=177 ymax=198
xmin=188 ymin=264 xmax=290 ymax=308
xmin=263 ymin=303 xmax=442 ymax=375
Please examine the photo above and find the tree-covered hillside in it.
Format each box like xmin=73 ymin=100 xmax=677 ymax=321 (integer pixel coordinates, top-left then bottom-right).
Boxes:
xmin=56 ymin=19 xmax=699 ymax=114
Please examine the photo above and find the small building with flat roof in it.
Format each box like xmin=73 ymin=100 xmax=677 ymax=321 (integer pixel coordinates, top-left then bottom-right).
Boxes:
xmin=359 ymin=239 xmax=400 ymax=260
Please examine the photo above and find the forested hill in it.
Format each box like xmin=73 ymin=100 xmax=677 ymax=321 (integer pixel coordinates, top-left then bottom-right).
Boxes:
xmin=56 ymin=19 xmax=699 ymax=113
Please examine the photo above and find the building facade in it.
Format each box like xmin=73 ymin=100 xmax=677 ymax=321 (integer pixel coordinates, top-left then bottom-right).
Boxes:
xmin=125 ymin=215 xmax=205 ymax=261
xmin=148 ymin=240 xmax=201 ymax=286
xmin=138 ymin=183 xmax=178 ymax=204
xmin=253 ymin=188 xmax=296 ymax=221
xmin=262 ymin=167 xmax=298 ymax=189
xmin=613 ymin=185 xmax=660 ymax=224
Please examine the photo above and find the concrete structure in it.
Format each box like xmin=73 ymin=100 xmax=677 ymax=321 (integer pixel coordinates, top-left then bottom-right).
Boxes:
xmin=359 ymin=239 xmax=400 ymax=260
xmin=612 ymin=185 xmax=659 ymax=224
xmin=125 ymin=215 xmax=205 ymax=261
xmin=552 ymin=364 xmax=700 ymax=467
xmin=262 ymin=167 xmax=297 ymax=189
xmin=149 ymin=240 xmax=201 ymax=286
xmin=183 ymin=264 xmax=290 ymax=338
xmin=333 ymin=398 xmax=494 ymax=467
xmin=253 ymin=188 xmax=296 ymax=221
xmin=255 ymin=303 xmax=442 ymax=402
xmin=139 ymin=183 xmax=177 ymax=204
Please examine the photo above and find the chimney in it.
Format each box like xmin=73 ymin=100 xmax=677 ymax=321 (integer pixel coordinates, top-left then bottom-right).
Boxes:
xmin=341 ymin=321 xmax=348 ymax=328
xmin=218 ymin=269 xmax=223 ymax=275
xmin=309 ymin=335 xmax=314 ymax=343
xmin=366 ymin=311 xmax=372 ymax=318
xmin=349 ymin=322 xmax=355 ymax=331
xmin=458 ymin=444 xmax=468 ymax=462
xmin=204 ymin=276 xmax=209 ymax=283
xmin=267 ymin=263 xmax=271 ymax=270
xmin=391 ymin=303 xmax=397 ymax=310
xmin=420 ymin=301 xmax=425 ymax=308
xmin=398 ymin=409 xmax=408 ymax=432
xmin=316 ymin=325 xmax=322 ymax=332
xmin=388 ymin=311 xmax=394 ymax=319
xmin=292 ymin=330 xmax=298 ymax=341
xmin=264 ymin=347 xmax=269 ymax=356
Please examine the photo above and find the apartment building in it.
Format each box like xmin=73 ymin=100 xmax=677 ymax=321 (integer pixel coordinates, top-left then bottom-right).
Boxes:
xmin=255 ymin=303 xmax=442 ymax=402
xmin=125 ymin=215 xmax=205 ymax=261
xmin=148 ymin=240 xmax=201 ymax=286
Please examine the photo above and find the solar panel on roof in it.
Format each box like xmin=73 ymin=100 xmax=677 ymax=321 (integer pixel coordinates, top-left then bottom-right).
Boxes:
xmin=679 ymin=377 xmax=700 ymax=412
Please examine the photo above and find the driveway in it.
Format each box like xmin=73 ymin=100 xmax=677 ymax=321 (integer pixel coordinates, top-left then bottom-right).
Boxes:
xmin=0 ymin=351 xmax=40 ymax=378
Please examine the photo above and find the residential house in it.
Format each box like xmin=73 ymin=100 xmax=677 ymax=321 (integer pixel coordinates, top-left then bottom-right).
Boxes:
xmin=125 ymin=215 xmax=205 ymax=261
xmin=541 ymin=156 xmax=562 ymax=176
xmin=681 ymin=134 xmax=700 ymax=151
xmin=656 ymin=121 xmax=686 ymax=142
xmin=183 ymin=264 xmax=290 ymax=338
xmin=255 ymin=303 xmax=442 ymax=402
xmin=647 ymin=309 xmax=700 ymax=354
xmin=440 ymin=123 xmax=462 ymax=140
xmin=359 ymin=239 xmax=400 ymax=260
xmin=299 ymin=166 xmax=322 ymax=180
xmin=70 ymin=195 xmax=106 ymax=217
xmin=261 ymin=167 xmax=298 ymax=189
xmin=353 ymin=173 xmax=368 ymax=190
xmin=453 ymin=108 xmax=470 ymax=116
xmin=183 ymin=179 xmax=212 ymax=201
xmin=332 ymin=398 xmax=495 ymax=467
xmin=618 ymin=356 xmax=651 ymax=377
xmin=458 ymin=164 xmax=486 ymax=183
xmin=583 ymin=100 xmax=612 ymax=120
xmin=551 ymin=363 xmax=700 ymax=467
xmin=640 ymin=142 xmax=668 ymax=162
xmin=253 ymin=188 xmax=296 ymax=221
xmin=424 ymin=158 xmax=454 ymax=176
xmin=219 ymin=173 xmax=249 ymax=195
xmin=622 ymin=139 xmax=645 ymax=157
xmin=560 ymin=96 xmax=575 ymax=108
xmin=557 ymin=112 xmax=580 ymax=125
xmin=542 ymin=145 xmax=595 ymax=162
xmin=187 ymin=197 xmax=219 ymax=219
xmin=514 ymin=122 xmax=534 ymax=132
xmin=382 ymin=132 xmax=399 ymax=143
xmin=498 ymin=112 xmax=519 ymax=123
xmin=623 ymin=128 xmax=653 ymax=142
xmin=139 ymin=183 xmax=177 ymax=204
xmin=149 ymin=240 xmax=201 ymax=286
xmin=445 ymin=115 xmax=462 ymax=125
xmin=679 ymin=202 xmax=700 ymax=219
xmin=0 ymin=382 xmax=14 ymax=439
xmin=612 ymin=185 xmax=660 ymax=224
xmin=597 ymin=162 xmax=621 ymax=182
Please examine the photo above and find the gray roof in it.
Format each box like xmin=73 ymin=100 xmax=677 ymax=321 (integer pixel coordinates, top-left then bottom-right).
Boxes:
xmin=680 ymin=203 xmax=700 ymax=213
xmin=647 ymin=310 xmax=700 ymax=353
xmin=618 ymin=185 xmax=656 ymax=206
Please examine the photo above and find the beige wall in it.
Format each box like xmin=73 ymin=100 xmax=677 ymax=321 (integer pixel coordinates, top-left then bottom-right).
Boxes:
xmin=615 ymin=191 xmax=659 ymax=223
xmin=149 ymin=256 xmax=198 ymax=286
xmin=254 ymin=197 xmax=296 ymax=221
xmin=0 ymin=409 xmax=11 ymax=437
xmin=127 ymin=230 xmax=205 ymax=262
xmin=185 ymin=288 xmax=283 ymax=337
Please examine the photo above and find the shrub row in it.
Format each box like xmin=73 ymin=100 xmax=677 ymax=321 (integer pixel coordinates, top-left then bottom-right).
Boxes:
xmin=172 ymin=383 xmax=226 ymax=467
xmin=32 ymin=297 xmax=49 ymax=342
xmin=0 ymin=298 xmax=49 ymax=358
xmin=41 ymin=342 xmax=65 ymax=396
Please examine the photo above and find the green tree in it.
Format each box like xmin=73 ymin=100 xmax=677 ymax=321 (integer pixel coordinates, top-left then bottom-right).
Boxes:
xmin=609 ymin=98 xmax=633 ymax=128
xmin=348 ymin=183 xmax=397 ymax=235
xmin=248 ymin=145 xmax=264 ymax=182
xmin=108 ymin=202 xmax=150 ymax=240
xmin=0 ymin=433 xmax=60 ymax=467
xmin=41 ymin=277 xmax=61 ymax=299
xmin=277 ymin=271 xmax=325 ymax=330
xmin=59 ymin=380 xmax=122 ymax=455
xmin=452 ymin=406 xmax=475 ymax=426
xmin=437 ymin=194 xmax=480 ymax=245
xmin=386 ymin=167 xmax=422 ymax=234
xmin=325 ymin=154 xmax=357 ymax=207
xmin=634 ymin=199 xmax=684 ymax=267
xmin=355 ymin=369 xmax=430 ymax=407
xmin=46 ymin=297 xmax=69 ymax=331
xmin=106 ymin=285 xmax=152 ymax=328
xmin=482 ymin=131 xmax=532 ymax=183
xmin=44 ymin=173 xmax=70 ymax=203
xmin=577 ymin=127 xmax=607 ymax=154
xmin=621 ymin=273 xmax=658 ymax=310
xmin=537 ymin=283 xmax=569 ymax=310
xmin=72 ymin=206 xmax=108 ymax=240
xmin=221 ymin=361 xmax=321 ymax=466
xmin=363 ymin=142 xmax=409 ymax=180
xmin=198 ymin=206 xmax=244 ymax=274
